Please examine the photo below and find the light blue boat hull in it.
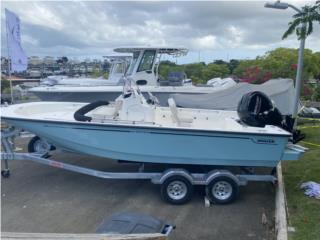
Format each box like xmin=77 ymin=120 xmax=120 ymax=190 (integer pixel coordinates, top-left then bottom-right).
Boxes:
xmin=4 ymin=118 xmax=291 ymax=167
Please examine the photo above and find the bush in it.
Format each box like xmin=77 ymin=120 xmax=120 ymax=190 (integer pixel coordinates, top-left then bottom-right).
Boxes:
xmin=201 ymin=63 xmax=229 ymax=81
xmin=313 ymin=85 xmax=320 ymax=101
xmin=90 ymin=69 xmax=103 ymax=78
xmin=1 ymin=80 xmax=10 ymax=93
xmin=2 ymin=87 xmax=12 ymax=94
xmin=103 ymin=73 xmax=109 ymax=79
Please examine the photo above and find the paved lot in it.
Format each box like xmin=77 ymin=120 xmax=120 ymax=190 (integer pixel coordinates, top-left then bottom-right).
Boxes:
xmin=1 ymin=139 xmax=275 ymax=240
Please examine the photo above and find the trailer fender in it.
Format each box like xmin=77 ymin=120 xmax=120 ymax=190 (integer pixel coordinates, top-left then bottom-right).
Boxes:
xmin=205 ymin=170 xmax=244 ymax=186
xmin=151 ymin=169 xmax=193 ymax=185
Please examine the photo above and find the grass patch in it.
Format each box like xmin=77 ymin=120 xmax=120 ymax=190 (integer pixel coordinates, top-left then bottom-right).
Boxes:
xmin=283 ymin=121 xmax=320 ymax=240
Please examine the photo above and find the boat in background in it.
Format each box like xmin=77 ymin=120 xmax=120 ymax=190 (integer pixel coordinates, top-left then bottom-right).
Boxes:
xmin=40 ymin=56 xmax=132 ymax=87
xmin=206 ymin=77 xmax=237 ymax=88
xmin=28 ymin=47 xmax=237 ymax=105
xmin=299 ymin=106 xmax=320 ymax=118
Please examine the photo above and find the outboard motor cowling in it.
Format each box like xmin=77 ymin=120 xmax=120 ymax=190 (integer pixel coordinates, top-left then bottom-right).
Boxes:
xmin=237 ymin=91 xmax=283 ymax=128
xmin=237 ymin=91 xmax=306 ymax=144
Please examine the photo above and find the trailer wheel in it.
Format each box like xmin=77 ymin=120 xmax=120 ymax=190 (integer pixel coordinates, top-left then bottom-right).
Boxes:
xmin=206 ymin=176 xmax=238 ymax=204
xmin=161 ymin=176 xmax=193 ymax=205
xmin=28 ymin=136 xmax=55 ymax=155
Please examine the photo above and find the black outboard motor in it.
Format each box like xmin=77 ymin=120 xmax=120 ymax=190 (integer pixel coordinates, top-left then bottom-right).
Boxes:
xmin=237 ymin=91 xmax=305 ymax=143
xmin=237 ymin=91 xmax=283 ymax=128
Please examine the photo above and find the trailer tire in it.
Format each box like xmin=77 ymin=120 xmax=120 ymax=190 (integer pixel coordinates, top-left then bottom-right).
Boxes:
xmin=206 ymin=176 xmax=238 ymax=204
xmin=28 ymin=136 xmax=55 ymax=155
xmin=161 ymin=176 xmax=193 ymax=205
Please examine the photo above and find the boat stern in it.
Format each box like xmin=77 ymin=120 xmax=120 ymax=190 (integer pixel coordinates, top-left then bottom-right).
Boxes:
xmin=281 ymin=144 xmax=307 ymax=161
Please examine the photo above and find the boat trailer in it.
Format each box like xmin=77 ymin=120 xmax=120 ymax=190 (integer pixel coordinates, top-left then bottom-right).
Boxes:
xmin=1 ymin=127 xmax=277 ymax=205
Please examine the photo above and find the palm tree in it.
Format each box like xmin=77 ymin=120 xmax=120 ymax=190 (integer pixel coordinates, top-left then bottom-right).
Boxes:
xmin=282 ymin=1 xmax=320 ymax=40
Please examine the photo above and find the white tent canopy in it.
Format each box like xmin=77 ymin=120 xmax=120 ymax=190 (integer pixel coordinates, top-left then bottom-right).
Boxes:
xmin=171 ymin=78 xmax=296 ymax=115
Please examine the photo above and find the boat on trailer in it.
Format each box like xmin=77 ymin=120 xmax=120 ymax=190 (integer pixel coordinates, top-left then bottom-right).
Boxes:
xmin=1 ymin=82 xmax=306 ymax=204
xmin=28 ymin=47 xmax=236 ymax=105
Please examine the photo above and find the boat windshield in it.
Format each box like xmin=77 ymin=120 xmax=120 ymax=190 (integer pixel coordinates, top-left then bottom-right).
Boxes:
xmin=126 ymin=51 xmax=140 ymax=76
xmin=137 ymin=50 xmax=156 ymax=72
xmin=111 ymin=63 xmax=126 ymax=74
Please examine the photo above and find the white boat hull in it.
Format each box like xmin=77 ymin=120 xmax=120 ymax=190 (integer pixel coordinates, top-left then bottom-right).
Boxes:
xmin=31 ymin=90 xmax=206 ymax=106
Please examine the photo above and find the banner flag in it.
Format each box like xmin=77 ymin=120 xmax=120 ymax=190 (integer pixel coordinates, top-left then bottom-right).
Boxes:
xmin=5 ymin=8 xmax=28 ymax=72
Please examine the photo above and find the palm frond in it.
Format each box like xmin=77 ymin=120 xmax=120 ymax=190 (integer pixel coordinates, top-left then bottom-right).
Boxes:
xmin=282 ymin=19 xmax=302 ymax=39
xmin=311 ymin=13 xmax=320 ymax=22
xmin=295 ymin=27 xmax=300 ymax=38
xmin=282 ymin=1 xmax=320 ymax=40
xmin=307 ymin=20 xmax=313 ymax=36
xmin=293 ymin=12 xmax=303 ymax=18
xmin=299 ymin=26 xmax=307 ymax=40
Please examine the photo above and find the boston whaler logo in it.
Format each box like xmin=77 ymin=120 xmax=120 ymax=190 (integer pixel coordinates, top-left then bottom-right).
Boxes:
xmin=254 ymin=138 xmax=276 ymax=144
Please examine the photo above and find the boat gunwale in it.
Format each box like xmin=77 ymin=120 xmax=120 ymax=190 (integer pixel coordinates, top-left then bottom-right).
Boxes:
xmin=2 ymin=116 xmax=292 ymax=138
xmin=28 ymin=86 xmax=217 ymax=93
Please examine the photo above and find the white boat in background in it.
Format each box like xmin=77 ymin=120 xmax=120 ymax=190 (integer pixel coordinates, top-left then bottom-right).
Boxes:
xmin=40 ymin=56 xmax=132 ymax=87
xmin=206 ymin=77 xmax=237 ymax=88
xmin=104 ymin=55 xmax=132 ymax=84
xmin=29 ymin=47 xmax=237 ymax=105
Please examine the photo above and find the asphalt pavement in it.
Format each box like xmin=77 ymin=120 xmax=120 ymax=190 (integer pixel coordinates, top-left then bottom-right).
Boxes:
xmin=1 ymin=138 xmax=275 ymax=240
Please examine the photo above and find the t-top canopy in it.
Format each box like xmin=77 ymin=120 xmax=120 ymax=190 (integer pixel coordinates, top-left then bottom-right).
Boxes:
xmin=103 ymin=55 xmax=132 ymax=63
xmin=103 ymin=55 xmax=132 ymax=59
xmin=114 ymin=47 xmax=188 ymax=57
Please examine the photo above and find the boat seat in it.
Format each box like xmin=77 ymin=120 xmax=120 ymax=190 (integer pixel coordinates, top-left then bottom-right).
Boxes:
xmin=113 ymin=100 xmax=123 ymax=119
xmin=90 ymin=101 xmax=122 ymax=121
xmin=168 ymin=98 xmax=193 ymax=127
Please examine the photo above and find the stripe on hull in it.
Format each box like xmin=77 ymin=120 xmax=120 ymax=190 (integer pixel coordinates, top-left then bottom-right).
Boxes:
xmin=4 ymin=118 xmax=288 ymax=167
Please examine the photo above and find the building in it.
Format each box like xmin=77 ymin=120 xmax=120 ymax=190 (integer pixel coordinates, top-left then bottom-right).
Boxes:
xmin=43 ymin=56 xmax=55 ymax=65
xmin=28 ymin=56 xmax=42 ymax=66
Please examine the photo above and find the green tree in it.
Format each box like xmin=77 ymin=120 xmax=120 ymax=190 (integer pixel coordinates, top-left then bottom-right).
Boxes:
xmin=103 ymin=72 xmax=109 ymax=79
xmin=183 ymin=62 xmax=206 ymax=80
xmin=233 ymin=60 xmax=260 ymax=78
xmin=233 ymin=48 xmax=320 ymax=82
xmin=201 ymin=64 xmax=229 ymax=81
xmin=282 ymin=1 xmax=320 ymax=40
xmin=90 ymin=69 xmax=103 ymax=78
xmin=158 ymin=61 xmax=184 ymax=79
xmin=313 ymin=84 xmax=320 ymax=101
xmin=190 ymin=75 xmax=203 ymax=85
xmin=1 ymin=79 xmax=10 ymax=93
xmin=312 ymin=52 xmax=320 ymax=79
xmin=212 ymin=59 xmax=228 ymax=65
xmin=228 ymin=59 xmax=240 ymax=74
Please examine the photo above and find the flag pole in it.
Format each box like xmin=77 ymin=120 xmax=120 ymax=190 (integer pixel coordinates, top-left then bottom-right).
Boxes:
xmin=5 ymin=13 xmax=14 ymax=104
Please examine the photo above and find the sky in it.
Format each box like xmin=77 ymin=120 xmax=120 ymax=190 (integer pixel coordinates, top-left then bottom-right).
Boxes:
xmin=1 ymin=0 xmax=319 ymax=64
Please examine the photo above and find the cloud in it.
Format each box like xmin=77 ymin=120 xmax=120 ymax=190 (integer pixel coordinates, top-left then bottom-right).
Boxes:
xmin=1 ymin=1 xmax=319 ymax=63
xmin=192 ymin=35 xmax=218 ymax=50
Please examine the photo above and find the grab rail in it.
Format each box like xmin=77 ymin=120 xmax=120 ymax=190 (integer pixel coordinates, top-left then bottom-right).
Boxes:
xmin=74 ymin=101 xmax=109 ymax=122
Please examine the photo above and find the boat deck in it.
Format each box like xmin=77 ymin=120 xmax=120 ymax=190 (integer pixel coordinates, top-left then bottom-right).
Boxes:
xmin=2 ymin=102 xmax=290 ymax=136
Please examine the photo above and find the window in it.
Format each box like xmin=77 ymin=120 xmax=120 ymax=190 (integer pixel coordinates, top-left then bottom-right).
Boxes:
xmin=137 ymin=50 xmax=156 ymax=72
xmin=112 ymin=63 xmax=125 ymax=74
xmin=126 ymin=51 xmax=140 ymax=75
